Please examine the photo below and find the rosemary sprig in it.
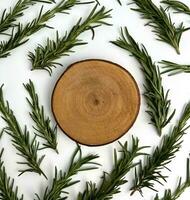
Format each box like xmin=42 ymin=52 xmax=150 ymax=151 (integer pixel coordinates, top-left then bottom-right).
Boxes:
xmin=130 ymin=102 xmax=190 ymax=195
xmin=162 ymin=0 xmax=190 ymax=15
xmin=154 ymin=157 xmax=190 ymax=200
xmin=0 ymin=0 xmax=55 ymax=35
xmin=0 ymin=0 xmax=93 ymax=58
xmin=0 ymin=149 xmax=24 ymax=200
xmin=29 ymin=5 xmax=112 ymax=75
xmin=24 ymin=80 xmax=58 ymax=153
xmin=129 ymin=0 xmax=189 ymax=54
xmin=77 ymin=137 xmax=148 ymax=200
xmin=160 ymin=60 xmax=190 ymax=76
xmin=35 ymin=144 xmax=99 ymax=200
xmin=112 ymin=28 xmax=175 ymax=136
xmin=0 ymin=85 xmax=46 ymax=177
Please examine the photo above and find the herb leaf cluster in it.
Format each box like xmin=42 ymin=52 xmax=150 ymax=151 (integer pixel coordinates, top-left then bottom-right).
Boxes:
xmin=24 ymin=80 xmax=58 ymax=153
xmin=0 ymin=0 xmax=55 ymax=35
xmin=0 ymin=149 xmax=24 ymax=200
xmin=0 ymin=85 xmax=46 ymax=177
xmin=162 ymin=0 xmax=190 ymax=15
xmin=29 ymin=4 xmax=112 ymax=75
xmin=154 ymin=157 xmax=190 ymax=200
xmin=0 ymin=0 xmax=92 ymax=58
xmin=77 ymin=137 xmax=148 ymax=200
xmin=130 ymin=102 xmax=190 ymax=195
xmin=112 ymin=27 xmax=175 ymax=136
xmin=36 ymin=144 xmax=99 ymax=200
xmin=160 ymin=60 xmax=190 ymax=76
xmin=129 ymin=0 xmax=189 ymax=54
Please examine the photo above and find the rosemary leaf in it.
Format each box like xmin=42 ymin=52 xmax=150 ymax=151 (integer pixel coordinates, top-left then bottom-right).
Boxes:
xmin=0 ymin=0 xmax=55 ymax=35
xmin=24 ymin=80 xmax=58 ymax=153
xmin=29 ymin=4 xmax=112 ymax=75
xmin=35 ymin=144 xmax=100 ymax=200
xmin=0 ymin=0 xmax=93 ymax=58
xmin=154 ymin=158 xmax=190 ymax=200
xmin=0 ymin=149 xmax=24 ymax=200
xmin=0 ymin=85 xmax=46 ymax=178
xmin=162 ymin=0 xmax=190 ymax=15
xmin=130 ymin=102 xmax=190 ymax=195
xmin=160 ymin=60 xmax=190 ymax=76
xmin=117 ymin=0 xmax=122 ymax=6
xmin=129 ymin=0 xmax=189 ymax=54
xmin=0 ymin=128 xmax=5 ymax=139
xmin=112 ymin=27 xmax=175 ymax=136
xmin=77 ymin=137 xmax=148 ymax=200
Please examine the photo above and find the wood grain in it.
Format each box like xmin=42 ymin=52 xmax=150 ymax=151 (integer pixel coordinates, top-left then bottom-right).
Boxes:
xmin=52 ymin=59 xmax=140 ymax=146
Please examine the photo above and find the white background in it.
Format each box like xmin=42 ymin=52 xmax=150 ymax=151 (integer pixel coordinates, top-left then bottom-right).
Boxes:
xmin=0 ymin=0 xmax=190 ymax=199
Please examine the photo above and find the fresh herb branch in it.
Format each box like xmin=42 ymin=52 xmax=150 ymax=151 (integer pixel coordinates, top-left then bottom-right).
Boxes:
xmin=160 ymin=60 xmax=190 ymax=76
xmin=0 ymin=0 xmax=55 ymax=35
xmin=29 ymin=4 xmax=112 ymax=75
xmin=129 ymin=0 xmax=189 ymax=54
xmin=0 ymin=85 xmax=46 ymax=177
xmin=0 ymin=148 xmax=24 ymax=200
xmin=35 ymin=144 xmax=100 ymax=200
xmin=0 ymin=0 xmax=93 ymax=58
xmin=77 ymin=137 xmax=148 ymax=200
xmin=112 ymin=27 xmax=175 ymax=136
xmin=130 ymin=102 xmax=190 ymax=195
xmin=24 ymin=80 xmax=58 ymax=153
xmin=154 ymin=157 xmax=190 ymax=200
xmin=162 ymin=0 xmax=190 ymax=15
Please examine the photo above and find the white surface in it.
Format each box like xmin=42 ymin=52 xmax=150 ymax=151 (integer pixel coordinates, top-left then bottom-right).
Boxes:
xmin=0 ymin=0 xmax=190 ymax=199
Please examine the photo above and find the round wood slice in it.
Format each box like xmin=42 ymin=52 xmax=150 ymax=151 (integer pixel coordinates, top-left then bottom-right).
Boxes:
xmin=52 ymin=59 xmax=140 ymax=146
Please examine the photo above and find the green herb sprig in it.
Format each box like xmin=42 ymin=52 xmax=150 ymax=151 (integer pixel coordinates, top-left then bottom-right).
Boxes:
xmin=36 ymin=144 xmax=100 ymax=200
xmin=77 ymin=137 xmax=148 ymax=200
xmin=0 ymin=148 xmax=24 ymax=200
xmin=112 ymin=28 xmax=175 ymax=136
xmin=0 ymin=85 xmax=46 ymax=177
xmin=0 ymin=0 xmax=55 ymax=35
xmin=0 ymin=0 xmax=93 ymax=58
xmin=154 ymin=157 xmax=190 ymax=200
xmin=24 ymin=80 xmax=58 ymax=153
xmin=29 ymin=5 xmax=112 ymax=75
xmin=130 ymin=102 xmax=190 ymax=195
xmin=160 ymin=60 xmax=190 ymax=76
xmin=162 ymin=0 xmax=190 ymax=15
xmin=129 ymin=0 xmax=189 ymax=54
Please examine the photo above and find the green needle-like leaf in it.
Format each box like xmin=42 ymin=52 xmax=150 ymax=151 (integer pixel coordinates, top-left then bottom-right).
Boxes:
xmin=154 ymin=158 xmax=190 ymax=200
xmin=112 ymin=27 xmax=175 ymax=136
xmin=0 ymin=149 xmax=24 ymax=200
xmin=117 ymin=0 xmax=122 ymax=5
xmin=0 ymin=0 xmax=55 ymax=35
xmin=24 ymin=80 xmax=58 ymax=153
xmin=0 ymin=85 xmax=46 ymax=177
xmin=0 ymin=0 xmax=93 ymax=58
xmin=29 ymin=4 xmax=112 ymax=75
xmin=129 ymin=0 xmax=190 ymax=54
xmin=35 ymin=144 xmax=100 ymax=200
xmin=162 ymin=0 xmax=190 ymax=16
xmin=77 ymin=137 xmax=149 ymax=200
xmin=130 ymin=102 xmax=190 ymax=195
xmin=160 ymin=60 xmax=190 ymax=76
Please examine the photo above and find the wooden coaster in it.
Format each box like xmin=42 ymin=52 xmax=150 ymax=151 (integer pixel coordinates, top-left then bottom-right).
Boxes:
xmin=52 ymin=59 xmax=140 ymax=146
